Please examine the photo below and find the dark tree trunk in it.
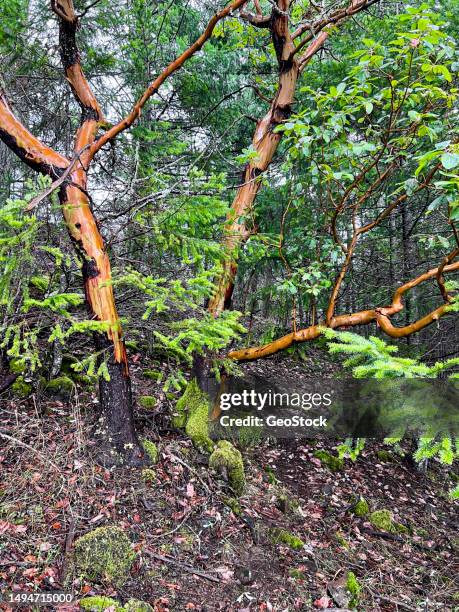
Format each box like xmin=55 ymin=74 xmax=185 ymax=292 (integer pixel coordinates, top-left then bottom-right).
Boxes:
xmin=96 ymin=346 xmax=146 ymax=467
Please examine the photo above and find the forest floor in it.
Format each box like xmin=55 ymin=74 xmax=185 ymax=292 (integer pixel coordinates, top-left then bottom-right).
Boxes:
xmin=0 ymin=348 xmax=458 ymax=612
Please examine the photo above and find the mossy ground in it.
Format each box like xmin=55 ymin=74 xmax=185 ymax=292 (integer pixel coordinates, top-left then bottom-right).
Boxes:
xmin=1 ymin=359 xmax=457 ymax=611
xmin=313 ymin=450 xmax=344 ymax=472
xmin=369 ymin=509 xmax=409 ymax=534
xmin=269 ymin=528 xmax=304 ymax=550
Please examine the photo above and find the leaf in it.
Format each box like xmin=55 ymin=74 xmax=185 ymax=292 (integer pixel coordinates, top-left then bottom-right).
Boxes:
xmin=365 ymin=101 xmax=373 ymax=114
xmin=440 ymin=152 xmax=459 ymax=170
xmin=314 ymin=596 xmax=332 ymax=608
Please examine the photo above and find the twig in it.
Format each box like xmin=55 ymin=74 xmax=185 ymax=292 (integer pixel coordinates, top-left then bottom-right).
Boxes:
xmin=363 ymin=528 xmax=438 ymax=552
xmin=59 ymin=518 xmax=76 ymax=581
xmin=0 ymin=431 xmax=61 ymax=471
xmin=166 ymin=448 xmax=212 ymax=495
xmin=145 ymin=550 xmax=220 ymax=583
xmin=150 ymin=510 xmax=194 ymax=540
xmin=26 ymin=145 xmax=90 ymax=211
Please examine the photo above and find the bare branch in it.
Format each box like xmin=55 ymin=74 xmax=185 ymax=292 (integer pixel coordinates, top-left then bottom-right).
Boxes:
xmin=89 ymin=0 xmax=250 ymax=159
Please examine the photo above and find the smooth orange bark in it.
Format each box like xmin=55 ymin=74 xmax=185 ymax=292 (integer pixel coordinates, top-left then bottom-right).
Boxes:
xmin=229 ymin=261 xmax=459 ymax=361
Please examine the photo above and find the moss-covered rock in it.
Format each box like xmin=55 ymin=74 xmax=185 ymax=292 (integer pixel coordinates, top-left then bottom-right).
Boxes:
xmin=353 ymin=497 xmax=370 ymax=517
xmin=12 ymin=376 xmax=32 ymax=398
xmin=44 ymin=376 xmax=74 ymax=398
xmin=123 ymin=600 xmax=154 ymax=612
xmin=141 ymin=440 xmax=159 ymax=464
xmin=139 ymin=396 xmax=156 ymax=409
xmin=141 ymin=468 xmax=156 ymax=483
xmin=376 ymin=449 xmax=396 ymax=462
xmin=79 ymin=596 xmax=120 ymax=611
xmin=314 ymin=450 xmax=344 ymax=472
xmin=174 ymin=379 xmax=213 ymax=453
xmin=269 ymin=528 xmax=304 ymax=550
xmin=74 ymin=526 xmax=135 ymax=584
xmin=209 ymin=440 xmax=245 ymax=495
xmin=143 ymin=369 xmax=162 ymax=381
xmin=369 ymin=509 xmax=408 ymax=534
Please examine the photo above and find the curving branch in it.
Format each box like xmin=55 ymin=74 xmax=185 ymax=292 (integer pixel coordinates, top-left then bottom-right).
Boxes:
xmin=0 ymin=90 xmax=69 ymax=175
xmin=228 ymin=260 xmax=459 ymax=361
xmin=240 ymin=10 xmax=271 ymax=27
xmin=89 ymin=0 xmax=250 ymax=160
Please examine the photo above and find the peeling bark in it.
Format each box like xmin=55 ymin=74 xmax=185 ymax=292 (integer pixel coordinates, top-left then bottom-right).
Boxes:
xmin=208 ymin=0 xmax=298 ymax=317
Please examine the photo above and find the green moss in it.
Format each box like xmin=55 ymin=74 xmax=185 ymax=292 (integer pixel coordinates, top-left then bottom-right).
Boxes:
xmin=223 ymin=496 xmax=241 ymax=515
xmin=334 ymin=530 xmax=349 ymax=549
xmin=29 ymin=275 xmax=50 ymax=292
xmin=269 ymin=528 xmax=304 ymax=551
xmin=237 ymin=424 xmax=263 ymax=448
xmin=289 ymin=568 xmax=306 ymax=580
xmin=141 ymin=468 xmax=156 ymax=483
xmin=79 ymin=598 xmax=153 ymax=612
xmin=276 ymin=491 xmax=300 ymax=514
xmin=369 ymin=509 xmax=409 ymax=534
xmin=209 ymin=440 xmax=245 ymax=495
xmin=314 ymin=450 xmax=344 ymax=472
xmin=79 ymin=596 xmax=120 ymax=611
xmin=44 ymin=376 xmax=74 ymax=397
xmin=9 ymin=358 xmax=26 ymax=373
xmin=376 ymin=450 xmax=395 ymax=462
xmin=74 ymin=526 xmax=135 ymax=584
xmin=139 ymin=396 xmax=157 ymax=409
xmin=174 ymin=380 xmax=213 ymax=453
xmin=369 ymin=509 xmax=392 ymax=531
xmin=143 ymin=369 xmax=162 ymax=381
xmin=123 ymin=600 xmax=154 ymax=611
xmin=353 ymin=497 xmax=370 ymax=517
xmin=12 ymin=376 xmax=32 ymax=398
xmin=141 ymin=440 xmax=159 ymax=464
xmin=346 ymin=571 xmax=361 ymax=607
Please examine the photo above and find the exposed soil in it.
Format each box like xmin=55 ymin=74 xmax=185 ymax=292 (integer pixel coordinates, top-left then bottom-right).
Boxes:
xmin=0 ymin=351 xmax=458 ymax=611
